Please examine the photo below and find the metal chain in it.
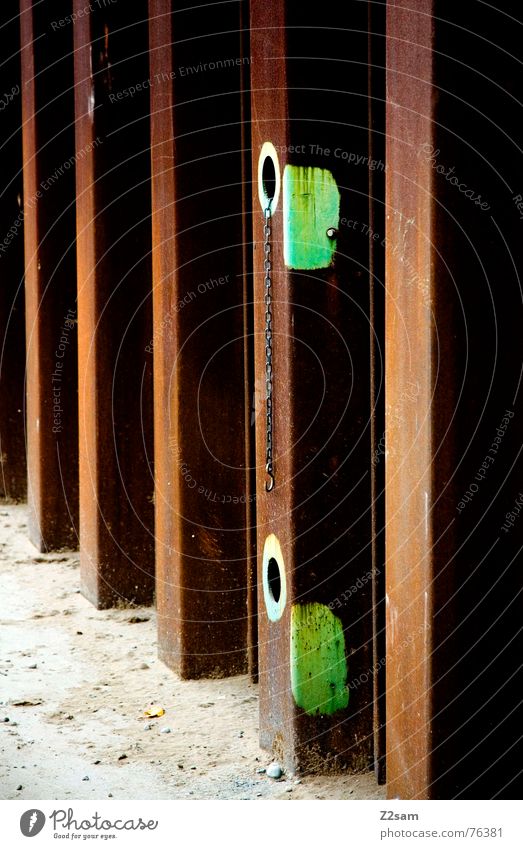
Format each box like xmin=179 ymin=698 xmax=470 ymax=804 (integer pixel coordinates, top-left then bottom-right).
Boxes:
xmin=263 ymin=206 xmax=275 ymax=492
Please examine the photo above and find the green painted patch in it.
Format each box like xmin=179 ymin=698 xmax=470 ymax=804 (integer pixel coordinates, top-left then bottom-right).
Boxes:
xmin=283 ymin=165 xmax=340 ymax=269
xmin=290 ymin=602 xmax=349 ymax=716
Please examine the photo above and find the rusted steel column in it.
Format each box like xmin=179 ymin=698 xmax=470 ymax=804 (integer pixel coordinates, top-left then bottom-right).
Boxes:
xmin=0 ymin=3 xmax=26 ymax=502
xmin=74 ymin=1 xmax=154 ymax=607
xmin=20 ymin=0 xmax=79 ymax=549
xmin=149 ymin=0 xmax=249 ymax=677
xmin=368 ymin=0 xmax=386 ymax=785
xmin=251 ymin=1 xmax=374 ymax=773
xmin=386 ymin=0 xmax=523 ymax=798
xmin=238 ymin=0 xmax=258 ymax=682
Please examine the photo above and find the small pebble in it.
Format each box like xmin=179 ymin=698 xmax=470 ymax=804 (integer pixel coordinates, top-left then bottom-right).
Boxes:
xmin=82 ymin=776 xmax=89 ymax=781
xmin=76 ymin=631 xmax=83 ymax=636
xmin=28 ymin=664 xmax=37 ymax=669
xmin=177 ymin=764 xmax=184 ymax=769
xmin=143 ymin=723 xmax=152 ymax=731
xmin=266 ymin=762 xmax=283 ymax=780
xmin=3 ymin=717 xmax=9 ymax=723
xmin=294 ymin=779 xmax=302 ymax=785
xmin=139 ymin=663 xmax=149 ymax=670
xmin=108 ymin=793 xmax=113 ymax=798
xmin=160 ymin=727 xmax=171 ymax=734
xmin=16 ymin=785 xmax=22 ymax=791
xmin=285 ymin=787 xmax=293 ymax=793
xmin=237 ymin=731 xmax=244 ymax=738
xmin=256 ymin=768 xmax=266 ymax=774
xmin=118 ymin=753 xmax=127 ymax=760
xmin=93 ymin=760 xmax=101 ymax=765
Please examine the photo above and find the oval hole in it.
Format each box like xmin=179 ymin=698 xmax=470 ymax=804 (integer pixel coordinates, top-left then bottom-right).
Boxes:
xmin=267 ymin=556 xmax=281 ymax=603
xmin=262 ymin=533 xmax=286 ymax=621
xmin=262 ymin=155 xmax=277 ymax=206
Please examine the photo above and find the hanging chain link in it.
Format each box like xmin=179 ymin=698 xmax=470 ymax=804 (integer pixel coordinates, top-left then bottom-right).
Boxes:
xmin=263 ymin=206 xmax=275 ymax=492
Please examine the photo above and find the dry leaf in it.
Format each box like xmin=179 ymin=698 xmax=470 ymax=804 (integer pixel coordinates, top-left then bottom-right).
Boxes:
xmin=143 ymin=705 xmax=165 ymax=718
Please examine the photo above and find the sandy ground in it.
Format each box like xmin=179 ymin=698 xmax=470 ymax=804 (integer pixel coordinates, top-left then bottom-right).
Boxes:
xmin=0 ymin=504 xmax=384 ymax=801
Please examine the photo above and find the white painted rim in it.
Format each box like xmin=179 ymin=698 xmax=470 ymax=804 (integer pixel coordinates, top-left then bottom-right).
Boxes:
xmin=262 ymin=533 xmax=287 ymax=622
xmin=257 ymin=142 xmax=281 ymax=215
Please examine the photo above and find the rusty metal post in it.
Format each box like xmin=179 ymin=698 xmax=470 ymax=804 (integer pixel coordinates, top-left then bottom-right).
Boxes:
xmin=386 ymin=0 xmax=523 ymax=798
xmin=251 ymin=0 xmax=375 ymax=773
xmin=0 ymin=3 xmax=26 ymax=502
xmin=368 ymin=0 xmax=386 ymax=785
xmin=20 ymin=0 xmax=79 ymax=549
xmin=238 ymin=0 xmax=258 ymax=682
xmin=73 ymin=0 xmax=155 ymax=607
xmin=149 ymin=0 xmax=249 ymax=677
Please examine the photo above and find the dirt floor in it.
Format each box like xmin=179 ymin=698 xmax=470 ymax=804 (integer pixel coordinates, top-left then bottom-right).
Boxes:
xmin=0 ymin=504 xmax=384 ymax=801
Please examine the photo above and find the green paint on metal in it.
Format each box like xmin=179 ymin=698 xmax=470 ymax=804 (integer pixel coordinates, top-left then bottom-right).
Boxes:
xmin=283 ymin=165 xmax=340 ymax=269
xmin=290 ymin=602 xmax=349 ymax=716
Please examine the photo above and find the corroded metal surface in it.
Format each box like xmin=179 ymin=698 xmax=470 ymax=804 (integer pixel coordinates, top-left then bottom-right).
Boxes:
xmin=251 ymin=0 xmax=374 ymax=773
xmin=74 ymin=0 xmax=155 ymax=607
xmin=385 ymin=0 xmax=435 ymax=799
xmin=386 ymin=0 xmax=523 ymax=799
xmin=239 ymin=0 xmax=258 ymax=684
xmin=0 ymin=3 xmax=26 ymax=502
xmin=368 ymin=0 xmax=386 ymax=784
xmin=20 ymin=0 xmax=78 ymax=550
xmin=149 ymin=0 xmax=249 ymax=678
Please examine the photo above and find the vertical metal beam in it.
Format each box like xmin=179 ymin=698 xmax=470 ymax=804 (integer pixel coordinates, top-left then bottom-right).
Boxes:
xmin=20 ymin=0 xmax=79 ymax=550
xmin=149 ymin=0 xmax=249 ymax=677
xmin=385 ymin=0 xmax=435 ymax=798
xmin=386 ymin=0 xmax=523 ymax=798
xmin=251 ymin=0 xmax=374 ymax=773
xmin=73 ymin=0 xmax=155 ymax=607
xmin=368 ymin=0 xmax=386 ymax=785
xmin=238 ymin=0 xmax=258 ymax=683
xmin=0 ymin=3 xmax=26 ymax=502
